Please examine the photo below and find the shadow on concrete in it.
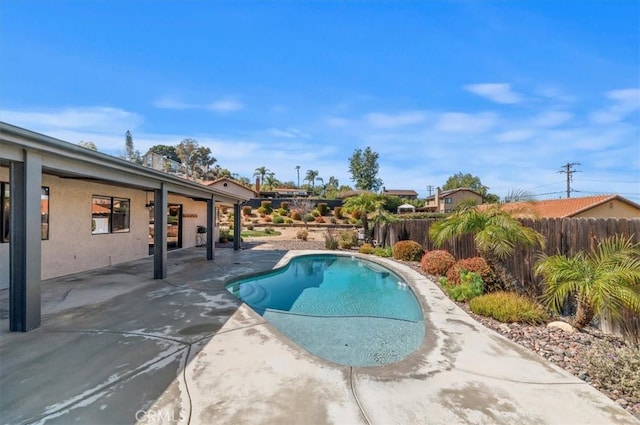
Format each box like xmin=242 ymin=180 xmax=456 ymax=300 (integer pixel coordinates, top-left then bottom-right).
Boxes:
xmin=0 ymin=246 xmax=287 ymax=424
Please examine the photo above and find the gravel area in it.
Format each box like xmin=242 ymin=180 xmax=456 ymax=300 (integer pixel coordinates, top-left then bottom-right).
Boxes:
xmin=225 ymin=237 xmax=640 ymax=418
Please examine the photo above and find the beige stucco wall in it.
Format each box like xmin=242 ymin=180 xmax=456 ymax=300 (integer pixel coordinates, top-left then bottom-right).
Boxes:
xmin=574 ymin=200 xmax=640 ymax=218
xmin=0 ymin=170 xmax=213 ymax=288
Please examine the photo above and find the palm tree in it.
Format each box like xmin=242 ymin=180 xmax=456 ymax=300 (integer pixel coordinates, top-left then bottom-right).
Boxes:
xmin=264 ymin=173 xmax=279 ymax=191
xmin=315 ymin=176 xmax=324 ymax=196
xmin=342 ymin=192 xmax=385 ymax=243
xmin=535 ymin=235 xmax=640 ymax=330
xmin=429 ymin=204 xmax=545 ymax=293
xmin=295 ymin=165 xmax=301 ymax=188
xmin=305 ymin=169 xmax=319 ymax=193
xmin=253 ymin=166 xmax=270 ymax=187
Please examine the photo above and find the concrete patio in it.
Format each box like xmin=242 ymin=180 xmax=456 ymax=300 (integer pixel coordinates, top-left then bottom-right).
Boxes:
xmin=0 ymin=246 xmax=637 ymax=425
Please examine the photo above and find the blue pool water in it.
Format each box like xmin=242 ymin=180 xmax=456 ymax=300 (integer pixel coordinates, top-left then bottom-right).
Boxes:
xmin=226 ymin=254 xmax=425 ymax=366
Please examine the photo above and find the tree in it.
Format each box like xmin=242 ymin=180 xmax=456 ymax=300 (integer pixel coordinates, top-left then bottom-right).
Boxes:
xmin=125 ymin=131 xmax=134 ymax=159
xmin=348 ymin=147 xmax=383 ymax=191
xmin=78 ymin=141 xmax=97 ymax=151
xmin=264 ymin=173 xmax=280 ymax=191
xmin=146 ymin=145 xmax=180 ymax=163
xmin=175 ymin=138 xmax=216 ymax=180
xmin=442 ymin=172 xmax=488 ymax=195
xmin=535 ymin=235 xmax=640 ymax=330
xmin=295 ymin=165 xmax=301 ymax=188
xmin=253 ymin=166 xmax=270 ymax=187
xmin=305 ymin=170 xmax=319 ymax=193
xmin=342 ymin=192 xmax=385 ymax=243
xmin=429 ymin=204 xmax=545 ymax=293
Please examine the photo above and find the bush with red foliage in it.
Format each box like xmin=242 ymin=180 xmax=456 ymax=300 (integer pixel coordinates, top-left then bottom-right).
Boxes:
xmin=446 ymin=257 xmax=497 ymax=287
xmin=392 ymin=240 xmax=424 ymax=261
xmin=420 ymin=250 xmax=456 ymax=276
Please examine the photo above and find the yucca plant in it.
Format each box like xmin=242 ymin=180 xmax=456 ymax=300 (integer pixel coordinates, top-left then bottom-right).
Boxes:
xmin=535 ymin=235 xmax=640 ymax=330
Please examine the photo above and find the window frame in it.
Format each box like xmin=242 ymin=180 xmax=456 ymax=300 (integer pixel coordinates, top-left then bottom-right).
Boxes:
xmin=91 ymin=195 xmax=131 ymax=235
xmin=0 ymin=182 xmax=49 ymax=243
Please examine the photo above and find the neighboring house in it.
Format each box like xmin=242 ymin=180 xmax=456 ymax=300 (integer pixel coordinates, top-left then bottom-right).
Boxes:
xmin=500 ymin=195 xmax=640 ymax=218
xmin=0 ymin=122 xmax=248 ymax=331
xmin=421 ymin=187 xmax=484 ymax=213
xmin=382 ymin=188 xmax=419 ymax=200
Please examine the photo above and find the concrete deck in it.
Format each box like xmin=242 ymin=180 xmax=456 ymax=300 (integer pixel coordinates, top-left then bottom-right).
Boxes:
xmin=0 ymin=247 xmax=637 ymax=425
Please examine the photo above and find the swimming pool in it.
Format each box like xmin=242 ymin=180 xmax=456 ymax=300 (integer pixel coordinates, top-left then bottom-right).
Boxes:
xmin=226 ymin=254 xmax=425 ymax=366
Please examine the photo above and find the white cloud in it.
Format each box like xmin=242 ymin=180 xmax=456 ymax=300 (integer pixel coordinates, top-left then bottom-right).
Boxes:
xmin=496 ymin=129 xmax=534 ymax=143
xmin=207 ymin=99 xmax=244 ymax=113
xmin=152 ymin=97 xmax=194 ymax=110
xmin=364 ymin=111 xmax=427 ymax=128
xmin=1 ymin=107 xmax=142 ymax=132
xmin=153 ymin=96 xmax=244 ymax=113
xmin=264 ymin=128 xmax=311 ymax=139
xmin=531 ymin=111 xmax=573 ymax=127
xmin=435 ymin=112 xmax=498 ymax=133
xmin=590 ymin=88 xmax=640 ymax=124
xmin=464 ymin=83 xmax=523 ymax=104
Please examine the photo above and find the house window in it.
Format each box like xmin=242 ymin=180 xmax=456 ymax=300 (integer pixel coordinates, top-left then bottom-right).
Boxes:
xmin=0 ymin=182 xmax=50 ymax=243
xmin=92 ymin=196 xmax=130 ymax=234
xmin=444 ymin=197 xmax=452 ymax=204
xmin=1 ymin=183 xmax=8 ymax=243
xmin=41 ymin=187 xmax=49 ymax=240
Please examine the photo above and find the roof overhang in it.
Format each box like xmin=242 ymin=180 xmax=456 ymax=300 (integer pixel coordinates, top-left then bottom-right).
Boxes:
xmin=0 ymin=122 xmax=247 ymax=205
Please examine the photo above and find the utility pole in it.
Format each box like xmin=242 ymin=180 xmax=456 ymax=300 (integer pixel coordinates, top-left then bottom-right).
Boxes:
xmin=426 ymin=185 xmax=434 ymax=197
xmin=558 ymin=162 xmax=580 ymax=198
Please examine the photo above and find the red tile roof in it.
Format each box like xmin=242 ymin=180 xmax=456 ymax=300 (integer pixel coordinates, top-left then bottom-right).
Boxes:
xmin=500 ymin=195 xmax=640 ymax=218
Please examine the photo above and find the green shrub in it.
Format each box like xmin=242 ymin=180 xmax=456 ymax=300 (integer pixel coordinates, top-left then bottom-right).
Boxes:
xmin=333 ymin=206 xmax=343 ymax=219
xmin=324 ymin=230 xmax=339 ymax=250
xmin=440 ymin=271 xmax=484 ymax=302
xmin=469 ymin=292 xmax=549 ymax=324
xmin=281 ymin=201 xmax=290 ymax=210
xmin=296 ymin=229 xmax=309 ymax=241
xmin=446 ymin=257 xmax=497 ymax=288
xmin=317 ymin=202 xmax=329 ymax=216
xmin=303 ymin=213 xmax=315 ymax=223
xmin=350 ymin=210 xmax=362 ymax=220
xmin=260 ymin=201 xmax=273 ymax=214
xmin=330 ymin=217 xmax=337 ymax=224
xmin=373 ymin=247 xmax=393 ymax=258
xmin=219 ymin=229 xmax=232 ymax=243
xmin=421 ymin=250 xmax=456 ymax=276
xmin=392 ymin=240 xmax=423 ymax=261
xmin=291 ymin=211 xmax=301 ymax=221
xmin=272 ymin=215 xmax=285 ymax=224
xmin=339 ymin=230 xmax=358 ymax=249
xmin=276 ymin=207 xmax=288 ymax=216
xmin=256 ymin=206 xmax=267 ymax=216
xmin=246 ymin=223 xmax=254 ymax=231
xmin=285 ymin=218 xmax=294 ymax=224
xmin=242 ymin=206 xmax=252 ymax=217
xmin=311 ymin=210 xmax=320 ymax=217
xmin=359 ymin=243 xmax=374 ymax=254
xmin=264 ymin=227 xmax=275 ymax=234
xmin=349 ymin=217 xmax=362 ymax=226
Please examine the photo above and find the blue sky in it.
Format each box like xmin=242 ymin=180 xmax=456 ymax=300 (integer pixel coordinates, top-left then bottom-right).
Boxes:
xmin=2 ymin=1 xmax=639 ymax=202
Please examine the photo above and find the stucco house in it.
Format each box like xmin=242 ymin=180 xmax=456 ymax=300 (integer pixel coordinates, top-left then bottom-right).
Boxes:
xmin=0 ymin=122 xmax=249 ymax=331
xmin=421 ymin=187 xmax=484 ymax=213
xmin=382 ymin=188 xmax=419 ymax=200
xmin=500 ymin=195 xmax=640 ymax=218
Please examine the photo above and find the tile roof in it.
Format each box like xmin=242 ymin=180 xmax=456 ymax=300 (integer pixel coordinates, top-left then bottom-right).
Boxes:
xmin=500 ymin=195 xmax=639 ymax=218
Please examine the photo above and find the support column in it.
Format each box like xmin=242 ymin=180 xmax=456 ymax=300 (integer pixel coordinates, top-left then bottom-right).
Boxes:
xmin=233 ymin=203 xmax=241 ymax=251
xmin=10 ymin=151 xmax=42 ymax=331
xmin=206 ymin=197 xmax=215 ymax=261
xmin=153 ymin=184 xmax=167 ymax=279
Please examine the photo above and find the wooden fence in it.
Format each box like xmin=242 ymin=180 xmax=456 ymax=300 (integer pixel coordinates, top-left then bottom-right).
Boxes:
xmin=375 ymin=217 xmax=640 ymax=295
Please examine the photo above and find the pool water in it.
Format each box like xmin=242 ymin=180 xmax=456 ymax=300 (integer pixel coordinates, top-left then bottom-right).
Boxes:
xmin=226 ymin=254 xmax=425 ymax=366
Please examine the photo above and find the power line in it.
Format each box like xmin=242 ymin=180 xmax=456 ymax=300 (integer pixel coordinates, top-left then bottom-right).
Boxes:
xmin=558 ymin=162 xmax=580 ymax=198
